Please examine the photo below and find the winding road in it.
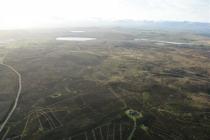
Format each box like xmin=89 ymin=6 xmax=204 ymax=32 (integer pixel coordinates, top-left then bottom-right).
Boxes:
xmin=0 ymin=52 xmax=22 ymax=134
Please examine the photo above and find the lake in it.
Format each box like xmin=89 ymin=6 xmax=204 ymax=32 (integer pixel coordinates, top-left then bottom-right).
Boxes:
xmin=70 ymin=31 xmax=85 ymax=33
xmin=56 ymin=37 xmax=96 ymax=41
xmin=134 ymin=38 xmax=193 ymax=45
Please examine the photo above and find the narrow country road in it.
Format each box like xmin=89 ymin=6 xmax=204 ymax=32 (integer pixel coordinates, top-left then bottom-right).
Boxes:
xmin=127 ymin=120 xmax=137 ymax=140
xmin=0 ymin=52 xmax=22 ymax=133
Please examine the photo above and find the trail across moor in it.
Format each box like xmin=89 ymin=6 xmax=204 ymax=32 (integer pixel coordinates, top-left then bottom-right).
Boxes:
xmin=0 ymin=52 xmax=22 ymax=133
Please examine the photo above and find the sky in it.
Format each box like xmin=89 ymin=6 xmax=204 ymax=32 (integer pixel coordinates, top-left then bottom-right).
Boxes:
xmin=0 ymin=0 xmax=209 ymax=29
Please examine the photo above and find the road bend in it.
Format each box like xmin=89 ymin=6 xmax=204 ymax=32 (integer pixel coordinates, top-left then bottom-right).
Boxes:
xmin=0 ymin=59 xmax=22 ymax=133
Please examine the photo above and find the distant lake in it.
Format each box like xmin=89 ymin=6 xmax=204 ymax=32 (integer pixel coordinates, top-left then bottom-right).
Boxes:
xmin=70 ymin=31 xmax=85 ymax=33
xmin=134 ymin=38 xmax=193 ymax=45
xmin=56 ymin=37 xmax=96 ymax=41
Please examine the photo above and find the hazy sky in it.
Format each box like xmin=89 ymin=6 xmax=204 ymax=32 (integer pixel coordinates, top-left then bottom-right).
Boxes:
xmin=0 ymin=0 xmax=209 ymax=29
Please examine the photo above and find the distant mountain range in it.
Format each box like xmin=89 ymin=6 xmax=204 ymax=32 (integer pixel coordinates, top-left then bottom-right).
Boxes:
xmin=110 ymin=20 xmax=210 ymax=35
xmin=83 ymin=19 xmax=210 ymax=36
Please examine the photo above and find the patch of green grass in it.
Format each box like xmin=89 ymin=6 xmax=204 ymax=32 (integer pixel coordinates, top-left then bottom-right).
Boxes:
xmin=125 ymin=109 xmax=143 ymax=121
xmin=140 ymin=124 xmax=149 ymax=132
